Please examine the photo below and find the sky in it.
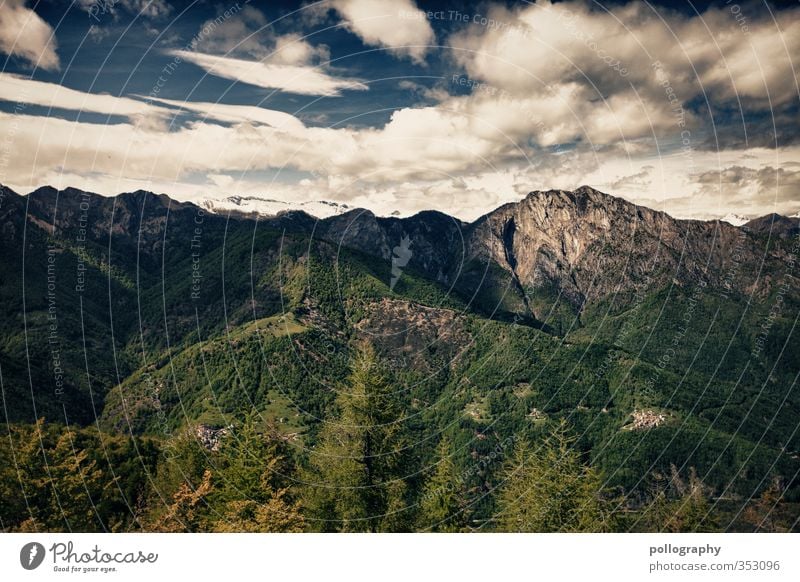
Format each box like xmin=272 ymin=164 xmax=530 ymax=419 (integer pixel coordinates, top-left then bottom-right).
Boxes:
xmin=0 ymin=0 xmax=798 ymax=221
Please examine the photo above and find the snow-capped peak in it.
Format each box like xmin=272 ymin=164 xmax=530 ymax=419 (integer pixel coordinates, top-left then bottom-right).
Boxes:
xmin=201 ymin=195 xmax=352 ymax=219
xmin=720 ymin=213 xmax=750 ymax=227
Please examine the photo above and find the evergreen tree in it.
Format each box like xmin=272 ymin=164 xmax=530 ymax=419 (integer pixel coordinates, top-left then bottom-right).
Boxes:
xmin=215 ymin=493 xmax=304 ymax=532
xmin=11 ymin=422 xmax=106 ymax=532
xmin=210 ymin=418 xmax=304 ymax=532
xmin=380 ymin=480 xmax=414 ymax=533
xmin=304 ymin=343 xmax=410 ymax=532
xmin=0 ymin=421 xmax=40 ymax=531
xmin=418 ymin=437 xmax=465 ymax=532
xmin=494 ymin=420 xmax=609 ymax=532
xmin=140 ymin=427 xmax=210 ymax=531
xmin=212 ymin=417 xmax=295 ymax=503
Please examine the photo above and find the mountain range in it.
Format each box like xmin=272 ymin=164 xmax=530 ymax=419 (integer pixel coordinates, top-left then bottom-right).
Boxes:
xmin=1 ymin=182 xmax=798 ymax=523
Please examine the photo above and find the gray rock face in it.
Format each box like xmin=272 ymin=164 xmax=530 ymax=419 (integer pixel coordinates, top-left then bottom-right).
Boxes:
xmin=466 ymin=186 xmax=774 ymax=310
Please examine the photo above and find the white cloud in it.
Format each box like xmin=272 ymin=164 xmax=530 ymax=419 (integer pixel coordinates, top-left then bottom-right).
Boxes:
xmin=171 ymin=50 xmax=368 ymax=96
xmin=146 ymin=96 xmax=305 ymax=131
xmin=270 ymin=33 xmax=331 ymax=66
xmin=0 ymin=72 xmax=165 ymax=121
xmin=448 ymin=1 xmax=800 ymax=110
xmin=0 ymin=73 xmax=309 ymax=132
xmin=0 ymin=0 xmax=59 ymax=70
xmin=4 ymin=98 xmax=798 ymax=221
xmin=330 ymin=0 xmax=435 ymax=64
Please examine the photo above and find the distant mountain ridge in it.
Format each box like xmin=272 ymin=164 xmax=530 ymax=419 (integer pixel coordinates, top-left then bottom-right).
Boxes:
xmin=4 ymin=181 xmax=797 ymax=333
xmin=193 ymin=191 xmax=798 ymax=225
xmin=9 ymin=182 xmax=798 ymax=229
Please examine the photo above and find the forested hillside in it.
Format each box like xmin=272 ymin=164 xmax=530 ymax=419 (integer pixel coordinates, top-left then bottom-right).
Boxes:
xmin=1 ymin=184 xmax=798 ymax=532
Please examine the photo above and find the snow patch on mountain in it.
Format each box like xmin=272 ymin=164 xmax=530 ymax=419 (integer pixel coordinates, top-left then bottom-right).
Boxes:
xmin=719 ymin=213 xmax=750 ymax=227
xmin=201 ymin=195 xmax=353 ymax=219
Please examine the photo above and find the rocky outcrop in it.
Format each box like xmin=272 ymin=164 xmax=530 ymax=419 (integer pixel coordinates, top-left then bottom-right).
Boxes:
xmin=354 ymin=298 xmax=471 ymax=371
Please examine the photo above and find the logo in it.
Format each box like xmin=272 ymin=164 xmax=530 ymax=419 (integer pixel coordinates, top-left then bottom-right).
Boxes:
xmin=390 ymin=235 xmax=413 ymax=291
xmin=20 ymin=542 xmax=46 ymax=570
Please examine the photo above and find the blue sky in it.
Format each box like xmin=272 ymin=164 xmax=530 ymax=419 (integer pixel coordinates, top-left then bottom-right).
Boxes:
xmin=0 ymin=0 xmax=798 ymax=220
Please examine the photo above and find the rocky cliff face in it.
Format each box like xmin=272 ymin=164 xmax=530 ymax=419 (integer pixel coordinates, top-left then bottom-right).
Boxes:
xmin=317 ymin=209 xmax=467 ymax=286
xmin=466 ymin=186 xmax=775 ymax=313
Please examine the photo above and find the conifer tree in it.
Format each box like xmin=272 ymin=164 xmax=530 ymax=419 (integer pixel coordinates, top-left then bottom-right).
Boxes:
xmin=13 ymin=424 xmax=105 ymax=532
xmin=213 ymin=417 xmax=294 ymax=503
xmin=495 ymin=420 xmax=608 ymax=532
xmin=418 ymin=437 xmax=465 ymax=532
xmin=305 ymin=343 xmax=410 ymax=532
xmin=211 ymin=418 xmax=304 ymax=532
xmin=160 ymin=469 xmax=213 ymax=532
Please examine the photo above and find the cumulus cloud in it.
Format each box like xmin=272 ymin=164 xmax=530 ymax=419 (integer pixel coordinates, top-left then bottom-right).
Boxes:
xmin=330 ymin=0 xmax=435 ymax=64
xmin=5 ymin=89 xmax=797 ymax=221
xmin=690 ymin=165 xmax=800 ymax=216
xmin=447 ymin=1 xmax=800 ymax=144
xmin=269 ymin=33 xmax=331 ymax=66
xmin=2 ymin=65 xmax=798 ymax=220
xmin=0 ymin=0 xmax=59 ymax=70
xmin=2 ymin=0 xmax=799 ymax=222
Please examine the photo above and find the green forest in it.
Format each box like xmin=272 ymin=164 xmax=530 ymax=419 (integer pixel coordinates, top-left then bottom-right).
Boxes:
xmin=1 ymin=339 xmax=797 ymax=533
